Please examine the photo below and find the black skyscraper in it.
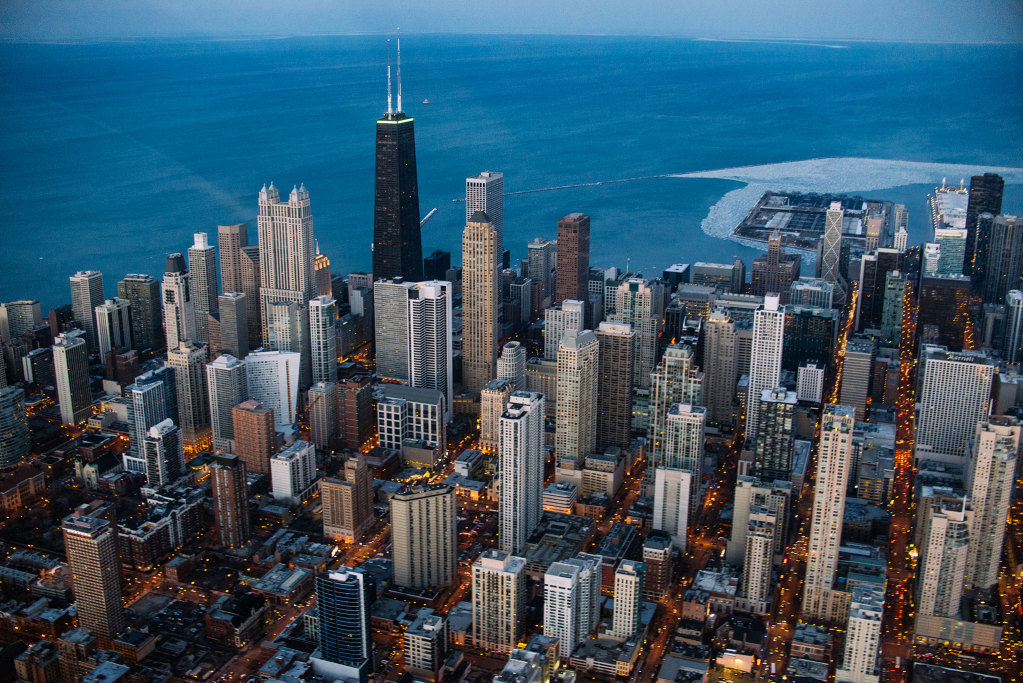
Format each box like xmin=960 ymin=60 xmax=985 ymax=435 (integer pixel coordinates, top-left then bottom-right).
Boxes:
xmin=965 ymin=172 xmax=1004 ymax=279
xmin=372 ymin=45 xmax=423 ymax=283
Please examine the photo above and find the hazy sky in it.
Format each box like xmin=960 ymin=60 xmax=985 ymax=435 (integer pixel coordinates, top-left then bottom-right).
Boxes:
xmin=2 ymin=0 xmax=1022 ymax=42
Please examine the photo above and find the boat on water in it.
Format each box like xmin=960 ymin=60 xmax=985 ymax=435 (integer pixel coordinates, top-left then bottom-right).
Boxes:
xmin=422 ymin=99 xmax=430 ymax=104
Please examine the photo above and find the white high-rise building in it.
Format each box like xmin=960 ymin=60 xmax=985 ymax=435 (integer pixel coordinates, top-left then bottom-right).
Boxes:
xmin=965 ymin=416 xmax=1019 ymax=591
xmin=647 ymin=345 xmax=703 ymax=463
xmin=746 ymin=294 xmax=785 ymax=442
xmin=0 ymin=300 xmax=42 ymax=344
xmin=142 ymin=418 xmax=185 ymax=487
xmin=652 ymin=467 xmax=691 ymax=549
xmin=917 ymin=347 xmax=995 ymax=462
xmin=727 ymin=476 xmax=791 ymax=566
xmin=611 ymin=559 xmax=646 ymax=641
xmin=391 ymin=485 xmax=457 ymax=590
xmin=472 ymin=549 xmax=526 ymax=654
xmin=466 ymin=171 xmax=504 ymax=261
xmin=916 ymin=494 xmax=970 ymax=617
xmin=662 ymin=403 xmax=705 ymax=473
xmin=165 ymin=340 xmax=211 ymax=449
xmin=803 ymin=405 xmax=855 ymax=622
xmin=125 ymin=367 xmax=177 ymax=474
xmin=408 ymin=280 xmax=454 ymax=420
xmin=188 ymin=232 xmax=219 ymax=346
xmin=544 ymin=300 xmax=584 ymax=359
xmin=611 ymin=278 xmax=663 ymax=387
xmin=820 ymin=201 xmax=847 ymax=306
xmin=797 ymin=362 xmax=825 ymax=404
xmin=543 ymin=554 xmax=602 ymax=656
xmin=69 ymin=270 xmax=104 ymax=351
xmin=497 ymin=341 xmax=527 ymax=389
xmin=245 ymin=349 xmax=301 ymax=432
xmin=741 ymin=506 xmax=776 ymax=614
xmin=374 ymin=279 xmax=414 ymax=382
xmin=206 ymin=354 xmax=248 ymax=452
xmin=257 ymin=183 xmax=315 ymax=390
xmin=270 ymin=440 xmax=317 ymax=506
xmin=308 ymin=296 xmax=337 ymax=384
xmin=95 ymin=298 xmax=132 ymax=359
xmin=555 ymin=329 xmax=598 ymax=468
xmin=53 ymin=330 xmax=91 ymax=426
xmin=893 ymin=225 xmax=908 ymax=252
xmin=163 ymin=254 xmax=197 ymax=349
xmin=499 ymin=392 xmax=545 ymax=554
xmin=836 ymin=583 xmax=884 ymax=683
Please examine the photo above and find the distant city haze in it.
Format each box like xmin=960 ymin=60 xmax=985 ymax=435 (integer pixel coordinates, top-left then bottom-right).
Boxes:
xmin=2 ymin=0 xmax=1022 ymax=43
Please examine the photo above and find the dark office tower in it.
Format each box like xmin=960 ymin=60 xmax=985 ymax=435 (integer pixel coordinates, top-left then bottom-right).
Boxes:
xmin=188 ymin=233 xmax=219 ymax=346
xmin=753 ymin=387 xmax=796 ymax=482
xmin=981 ymin=215 xmax=1023 ymax=305
xmin=750 ymin=230 xmax=801 ymax=303
xmin=47 ymin=304 xmax=75 ymax=339
xmin=855 ymin=248 xmax=904 ymax=332
xmin=595 ymin=322 xmax=635 ymax=452
xmin=918 ymin=274 xmax=976 ymax=351
xmin=218 ymin=223 xmax=249 ymax=294
xmin=372 ymin=43 xmax=422 ymax=282
xmin=424 ymin=250 xmax=451 ymax=281
xmin=61 ymin=514 xmax=124 ymax=644
xmin=966 ymin=173 xmax=1004 ymax=277
xmin=555 ymin=213 xmax=590 ymax=305
xmin=782 ymin=306 xmax=838 ymax=372
xmin=118 ymin=274 xmax=163 ymax=351
xmin=316 ymin=568 xmax=375 ymax=682
xmin=211 ymin=454 xmax=250 ymax=549
xmin=239 ymin=245 xmax=262 ymax=350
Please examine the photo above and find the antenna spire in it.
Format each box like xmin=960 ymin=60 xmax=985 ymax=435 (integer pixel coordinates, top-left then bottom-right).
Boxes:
xmin=396 ymin=28 xmax=402 ymax=113
xmin=386 ymin=39 xmax=393 ymax=115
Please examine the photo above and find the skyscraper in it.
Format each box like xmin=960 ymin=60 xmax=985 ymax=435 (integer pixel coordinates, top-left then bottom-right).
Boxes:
xmin=270 ymin=440 xmax=317 ymax=506
xmin=211 ymin=453 xmax=250 ymax=548
xmin=53 ymin=330 xmax=91 ymax=426
xmin=466 ymin=171 xmax=504 ymax=264
xmin=206 ymin=354 xmax=248 ymax=452
xmin=232 ymin=399 xmax=276 ymax=474
xmin=408 ymin=280 xmax=454 ymax=419
xmin=162 ymin=254 xmax=197 ymax=350
xmin=835 ymin=583 xmax=884 ymax=683
xmin=499 ymin=392 xmax=545 ymax=554
xmin=480 ymin=379 xmax=513 ymax=454
xmin=117 ymin=274 xmax=162 ymax=351
xmin=745 ymin=294 xmax=785 ymax=442
xmin=819 ymin=202 xmax=847 ymax=306
xmin=165 ymin=340 xmax=211 ymax=449
xmin=741 ymin=505 xmax=776 ymax=614
xmin=653 ymin=467 xmax=692 ymax=549
xmin=555 ymin=213 xmax=590 ymax=305
xmin=245 ymin=349 xmax=301 ymax=431
xmin=217 ymin=223 xmax=249 ymax=294
xmin=462 ymin=211 xmax=499 ymax=394
xmin=750 ymin=230 xmax=801 ymax=302
xmin=965 ymin=172 xmax=1004 ymax=277
xmin=527 ymin=238 xmax=557 ymax=309
xmin=472 ymin=549 xmax=526 ymax=654
xmin=216 ymin=292 xmax=249 ymax=359
xmin=543 ymin=554 xmax=602 ymax=656
xmin=373 ymin=51 xmax=422 ymax=282
xmin=856 ymin=248 xmax=904 ymax=332
xmin=611 ymin=278 xmax=663 ymax=387
xmin=980 ymin=214 xmax=1023 ymax=304
xmin=839 ymin=337 xmax=875 ymax=420
xmin=308 ymin=296 xmax=337 ymax=384
xmin=1004 ymin=290 xmax=1023 ymax=364
xmin=188 ymin=232 xmax=219 ymax=346
xmin=142 ymin=418 xmax=184 ymax=487
xmin=753 ymin=388 xmax=796 ymax=481
xmin=308 ymin=381 xmax=338 ymax=450
xmin=239 ymin=244 xmax=262 ymax=350
xmin=373 ymin=279 xmax=413 ymax=382
xmin=965 ymin=416 xmax=1019 ymax=591
xmin=61 ymin=513 xmax=124 ymax=642
xmin=390 ymin=484 xmax=457 ymax=590
xmin=803 ymin=405 xmax=855 ymax=622
xmin=544 ymin=299 xmax=585 ymax=359
xmin=125 ymin=367 xmax=177 ymax=474
xmin=94 ymin=298 xmax=132 ymax=360
xmin=555 ymin=330 xmax=598 ymax=468
xmin=917 ymin=347 xmax=995 ymax=461
xmin=611 ymin=560 xmax=646 ymax=640
xmin=595 ymin=321 xmax=635 ymax=451
xmin=727 ymin=477 xmax=792 ymax=566
xmin=0 ymin=387 xmax=30 ymax=469
xmin=322 ymin=455 xmax=374 ymax=542
xmin=647 ymin=345 xmax=703 ymax=468
xmin=916 ymin=494 xmax=970 ymax=617
xmin=497 ymin=341 xmax=527 ymax=389
xmin=315 ymin=569 xmax=374 ymax=682
xmin=702 ymin=309 xmax=737 ymax=426
xmin=69 ymin=270 xmax=104 ymax=351
xmin=0 ymin=300 xmax=42 ymax=344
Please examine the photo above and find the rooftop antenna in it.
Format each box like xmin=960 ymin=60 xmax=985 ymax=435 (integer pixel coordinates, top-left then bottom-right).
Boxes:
xmin=386 ymin=39 xmax=393 ymax=115
xmin=396 ymin=27 xmax=402 ymax=113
